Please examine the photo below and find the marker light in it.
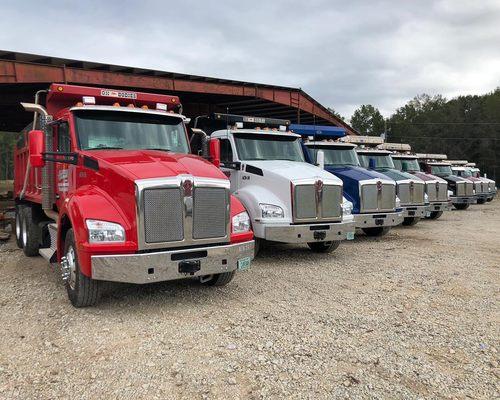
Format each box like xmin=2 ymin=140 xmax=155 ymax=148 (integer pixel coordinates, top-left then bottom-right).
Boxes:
xmin=141 ymin=105 xmax=149 ymax=110
xmin=57 ymin=86 xmax=64 ymax=92
xmin=156 ymin=103 xmax=167 ymax=111
xmin=82 ymin=96 xmax=96 ymax=105
xmin=127 ymin=103 xmax=135 ymax=108
xmin=113 ymin=102 xmax=120 ymax=107
xmin=279 ymin=125 xmax=287 ymax=132
xmin=235 ymin=122 xmax=243 ymax=129
xmin=75 ymin=102 xmax=84 ymax=107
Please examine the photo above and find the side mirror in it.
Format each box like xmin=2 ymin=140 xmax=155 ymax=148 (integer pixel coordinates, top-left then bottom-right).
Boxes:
xmin=28 ymin=129 xmax=45 ymax=168
xmin=369 ymin=158 xmax=376 ymax=169
xmin=317 ymin=150 xmax=325 ymax=169
xmin=209 ymin=138 xmax=221 ymax=168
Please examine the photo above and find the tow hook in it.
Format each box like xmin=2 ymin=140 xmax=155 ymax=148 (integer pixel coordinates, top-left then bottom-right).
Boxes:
xmin=61 ymin=256 xmax=70 ymax=282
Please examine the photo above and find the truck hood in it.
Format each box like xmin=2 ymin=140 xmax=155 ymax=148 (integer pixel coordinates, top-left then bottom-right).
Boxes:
xmin=409 ymin=171 xmax=446 ymax=183
xmin=325 ymin=165 xmax=393 ymax=182
xmin=246 ymin=160 xmax=342 ymax=184
xmin=374 ymin=168 xmax=422 ymax=182
xmin=81 ymin=149 xmax=226 ymax=180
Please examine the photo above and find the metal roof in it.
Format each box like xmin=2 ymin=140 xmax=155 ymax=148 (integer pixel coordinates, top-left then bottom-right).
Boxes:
xmin=0 ymin=50 xmax=357 ymax=134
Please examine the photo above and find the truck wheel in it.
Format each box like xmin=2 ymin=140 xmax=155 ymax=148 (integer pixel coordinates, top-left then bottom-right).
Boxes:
xmin=362 ymin=227 xmax=391 ymax=237
xmin=201 ymin=271 xmax=236 ymax=287
xmin=477 ymin=198 xmax=486 ymax=205
xmin=454 ymin=203 xmax=469 ymax=210
xmin=21 ymin=207 xmax=41 ymax=257
xmin=402 ymin=217 xmax=420 ymax=226
xmin=427 ymin=211 xmax=443 ymax=220
xmin=254 ymin=238 xmax=263 ymax=257
xmin=15 ymin=206 xmax=24 ymax=249
xmin=64 ymin=229 xmax=101 ymax=307
xmin=307 ymin=241 xmax=340 ymax=253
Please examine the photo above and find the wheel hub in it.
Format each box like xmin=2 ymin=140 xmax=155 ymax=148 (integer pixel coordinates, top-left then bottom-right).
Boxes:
xmin=62 ymin=246 xmax=77 ymax=289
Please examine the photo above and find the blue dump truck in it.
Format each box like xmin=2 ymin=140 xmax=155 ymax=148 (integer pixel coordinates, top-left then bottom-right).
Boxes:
xmin=290 ymin=124 xmax=404 ymax=237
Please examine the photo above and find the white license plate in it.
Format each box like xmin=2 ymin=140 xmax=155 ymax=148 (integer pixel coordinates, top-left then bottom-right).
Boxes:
xmin=347 ymin=231 xmax=355 ymax=240
xmin=237 ymin=257 xmax=251 ymax=271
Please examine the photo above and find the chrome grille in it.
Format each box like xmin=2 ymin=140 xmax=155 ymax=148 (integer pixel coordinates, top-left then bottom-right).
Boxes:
xmin=294 ymin=185 xmax=316 ymax=219
xmin=456 ymin=182 xmax=466 ymax=196
xmin=413 ymin=182 xmax=425 ymax=204
xmin=489 ymin=182 xmax=495 ymax=192
xmin=293 ymin=183 xmax=342 ymax=221
xmin=437 ymin=182 xmax=448 ymax=201
xmin=397 ymin=183 xmax=411 ymax=205
xmin=426 ymin=182 xmax=437 ymax=202
xmin=192 ymin=187 xmax=227 ymax=239
xmin=322 ymin=185 xmax=342 ymax=218
xmin=465 ymin=182 xmax=473 ymax=196
xmin=360 ymin=181 xmax=396 ymax=212
xmin=143 ymin=188 xmax=183 ymax=243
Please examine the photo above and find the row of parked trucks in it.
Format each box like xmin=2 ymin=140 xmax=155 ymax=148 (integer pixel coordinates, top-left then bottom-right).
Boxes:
xmin=12 ymin=84 xmax=497 ymax=306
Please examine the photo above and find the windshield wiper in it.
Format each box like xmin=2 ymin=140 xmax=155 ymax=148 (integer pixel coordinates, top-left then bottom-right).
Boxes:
xmin=86 ymin=146 xmax=123 ymax=150
xmin=143 ymin=148 xmax=171 ymax=152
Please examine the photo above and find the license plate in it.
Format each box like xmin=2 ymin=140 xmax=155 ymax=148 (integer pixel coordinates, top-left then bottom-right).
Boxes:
xmin=375 ymin=219 xmax=384 ymax=226
xmin=425 ymin=211 xmax=431 ymax=218
xmin=237 ymin=257 xmax=251 ymax=271
xmin=347 ymin=231 xmax=355 ymax=240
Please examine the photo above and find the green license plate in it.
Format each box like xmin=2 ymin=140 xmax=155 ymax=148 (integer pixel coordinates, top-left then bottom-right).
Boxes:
xmin=347 ymin=231 xmax=355 ymax=240
xmin=237 ymin=257 xmax=251 ymax=271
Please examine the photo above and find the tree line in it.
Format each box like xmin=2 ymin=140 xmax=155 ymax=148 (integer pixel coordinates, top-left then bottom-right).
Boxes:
xmin=348 ymin=89 xmax=500 ymax=180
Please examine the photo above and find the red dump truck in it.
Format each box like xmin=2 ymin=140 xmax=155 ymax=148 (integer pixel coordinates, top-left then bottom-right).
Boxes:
xmin=14 ymin=84 xmax=254 ymax=307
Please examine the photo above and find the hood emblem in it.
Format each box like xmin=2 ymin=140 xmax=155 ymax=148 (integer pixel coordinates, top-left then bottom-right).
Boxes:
xmin=183 ymin=179 xmax=193 ymax=196
xmin=314 ymin=180 xmax=324 ymax=192
xmin=376 ymin=181 xmax=382 ymax=191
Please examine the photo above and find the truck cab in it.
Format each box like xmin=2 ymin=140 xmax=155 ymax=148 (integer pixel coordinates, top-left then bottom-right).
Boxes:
xmin=194 ymin=114 xmax=355 ymax=255
xmin=353 ymin=144 xmax=427 ymax=226
xmin=417 ymin=155 xmax=476 ymax=210
xmin=385 ymin=147 xmax=452 ymax=220
xmin=290 ymin=125 xmax=403 ymax=237
xmin=14 ymin=84 xmax=254 ymax=307
xmin=448 ymin=161 xmax=489 ymax=204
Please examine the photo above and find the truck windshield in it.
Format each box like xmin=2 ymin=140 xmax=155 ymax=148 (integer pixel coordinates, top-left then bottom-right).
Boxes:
xmin=307 ymin=146 xmax=360 ymax=166
xmin=74 ymin=110 xmax=190 ymax=153
xmin=392 ymin=158 xmax=421 ymax=172
xmin=430 ymin=165 xmax=452 ymax=176
xmin=357 ymin=153 xmax=395 ymax=169
xmin=234 ymin=133 xmax=304 ymax=162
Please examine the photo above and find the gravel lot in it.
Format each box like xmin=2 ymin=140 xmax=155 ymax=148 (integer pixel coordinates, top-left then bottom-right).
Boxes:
xmin=0 ymin=200 xmax=498 ymax=399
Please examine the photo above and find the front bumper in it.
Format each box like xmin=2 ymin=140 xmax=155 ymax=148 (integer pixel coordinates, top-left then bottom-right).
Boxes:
xmin=426 ymin=201 xmax=452 ymax=213
xmin=353 ymin=210 xmax=404 ymax=229
xmin=401 ymin=205 xmax=427 ymax=219
xmin=476 ymin=193 xmax=489 ymax=201
xmin=91 ymin=241 xmax=255 ymax=284
xmin=450 ymin=196 xmax=477 ymax=205
xmin=264 ymin=220 xmax=355 ymax=243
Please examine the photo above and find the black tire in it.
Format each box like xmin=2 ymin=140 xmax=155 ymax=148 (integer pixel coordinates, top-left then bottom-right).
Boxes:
xmin=477 ymin=198 xmax=486 ymax=205
xmin=307 ymin=241 xmax=341 ymax=253
xmin=402 ymin=217 xmax=420 ymax=226
xmin=486 ymin=198 xmax=492 ymax=202
xmin=21 ymin=206 xmax=41 ymax=257
xmin=454 ymin=203 xmax=469 ymax=210
xmin=15 ymin=206 xmax=24 ymax=249
xmin=64 ymin=229 xmax=101 ymax=307
xmin=427 ymin=211 xmax=443 ymax=220
xmin=362 ymin=227 xmax=391 ymax=237
xmin=201 ymin=271 xmax=236 ymax=287
xmin=254 ymin=238 xmax=263 ymax=257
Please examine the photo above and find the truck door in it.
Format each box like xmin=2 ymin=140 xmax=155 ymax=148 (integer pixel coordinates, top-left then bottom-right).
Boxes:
xmin=54 ymin=121 xmax=73 ymax=206
xmin=219 ymin=138 xmax=242 ymax=191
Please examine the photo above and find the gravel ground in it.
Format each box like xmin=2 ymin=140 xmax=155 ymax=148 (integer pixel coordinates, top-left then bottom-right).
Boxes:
xmin=0 ymin=200 xmax=499 ymax=399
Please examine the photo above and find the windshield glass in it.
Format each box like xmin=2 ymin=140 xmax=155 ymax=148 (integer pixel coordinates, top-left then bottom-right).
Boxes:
xmin=392 ymin=158 xmax=421 ymax=172
xmin=74 ymin=110 xmax=190 ymax=153
xmin=454 ymin=169 xmax=472 ymax=178
xmin=358 ymin=153 xmax=395 ymax=169
xmin=234 ymin=133 xmax=304 ymax=161
xmin=307 ymin=146 xmax=360 ymax=166
xmin=430 ymin=165 xmax=452 ymax=176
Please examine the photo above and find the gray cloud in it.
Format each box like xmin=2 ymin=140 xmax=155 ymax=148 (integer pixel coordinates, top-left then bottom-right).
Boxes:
xmin=1 ymin=0 xmax=499 ymax=119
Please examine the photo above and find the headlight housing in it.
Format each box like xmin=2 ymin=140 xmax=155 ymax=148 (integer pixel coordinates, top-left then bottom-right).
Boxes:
xmin=395 ymin=196 xmax=401 ymax=208
xmin=448 ymin=189 xmax=453 ymax=199
xmin=342 ymin=200 xmax=353 ymax=215
xmin=232 ymin=211 xmax=251 ymax=233
xmin=86 ymin=219 xmax=125 ymax=243
xmin=260 ymin=204 xmax=284 ymax=218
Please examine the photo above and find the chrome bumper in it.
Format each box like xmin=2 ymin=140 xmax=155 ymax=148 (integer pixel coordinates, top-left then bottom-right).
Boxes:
xmin=91 ymin=241 xmax=255 ymax=284
xmin=264 ymin=220 xmax=355 ymax=243
xmin=401 ymin=205 xmax=427 ymax=218
xmin=353 ymin=210 xmax=404 ymax=229
xmin=450 ymin=196 xmax=477 ymax=205
xmin=426 ymin=201 xmax=452 ymax=212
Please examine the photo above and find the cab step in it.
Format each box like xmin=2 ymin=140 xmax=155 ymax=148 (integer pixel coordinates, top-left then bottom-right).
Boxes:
xmin=39 ymin=223 xmax=58 ymax=263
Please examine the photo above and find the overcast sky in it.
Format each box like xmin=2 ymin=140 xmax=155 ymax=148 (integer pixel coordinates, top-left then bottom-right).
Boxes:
xmin=1 ymin=0 xmax=499 ymax=119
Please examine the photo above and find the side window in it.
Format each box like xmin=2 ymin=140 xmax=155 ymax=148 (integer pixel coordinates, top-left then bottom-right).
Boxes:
xmin=58 ymin=122 xmax=71 ymax=153
xmin=220 ymin=139 xmax=233 ymax=164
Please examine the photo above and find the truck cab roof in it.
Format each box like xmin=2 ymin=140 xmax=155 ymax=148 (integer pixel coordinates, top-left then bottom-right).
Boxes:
xmin=304 ymin=141 xmax=356 ymax=148
xmin=212 ymin=129 xmax=300 ymax=139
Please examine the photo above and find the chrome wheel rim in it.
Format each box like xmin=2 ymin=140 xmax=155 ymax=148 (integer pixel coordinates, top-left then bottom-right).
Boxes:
xmin=66 ymin=246 xmax=77 ymax=290
xmin=22 ymin=216 xmax=27 ymax=247
xmin=15 ymin=212 xmax=21 ymax=241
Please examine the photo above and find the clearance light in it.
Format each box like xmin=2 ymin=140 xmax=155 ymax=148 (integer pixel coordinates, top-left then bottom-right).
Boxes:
xmin=156 ymin=103 xmax=167 ymax=111
xmin=127 ymin=104 xmax=135 ymax=108
xmin=57 ymin=86 xmax=64 ymax=92
xmin=113 ymin=102 xmax=121 ymax=107
xmin=255 ymin=127 xmax=261 ymax=131
xmin=82 ymin=96 xmax=95 ymax=105
xmin=141 ymin=105 xmax=149 ymax=110
xmin=171 ymin=98 xmax=176 ymax=103
xmin=75 ymin=102 xmax=84 ymax=107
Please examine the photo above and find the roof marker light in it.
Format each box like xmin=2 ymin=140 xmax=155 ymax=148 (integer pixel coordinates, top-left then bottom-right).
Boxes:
xmin=141 ymin=105 xmax=149 ymax=110
xmin=76 ymin=102 xmax=84 ymax=107
xmin=127 ymin=103 xmax=135 ymax=108
xmin=113 ymin=102 xmax=120 ymax=107
xmin=82 ymin=96 xmax=95 ymax=105
xmin=156 ymin=103 xmax=167 ymax=111
xmin=57 ymin=86 xmax=64 ymax=92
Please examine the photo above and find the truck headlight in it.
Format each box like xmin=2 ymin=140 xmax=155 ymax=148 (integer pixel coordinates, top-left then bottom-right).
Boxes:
xmin=448 ymin=190 xmax=453 ymax=199
xmin=232 ymin=211 xmax=251 ymax=233
xmin=424 ymin=193 xmax=429 ymax=203
xmin=260 ymin=204 xmax=284 ymax=218
xmin=342 ymin=200 xmax=353 ymax=216
xmin=395 ymin=196 xmax=401 ymax=208
xmin=86 ymin=219 xmax=125 ymax=243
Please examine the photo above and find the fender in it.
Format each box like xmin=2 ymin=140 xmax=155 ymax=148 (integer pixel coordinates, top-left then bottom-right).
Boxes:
xmin=58 ymin=185 xmax=137 ymax=277
xmin=234 ymin=185 xmax=290 ymax=224
xmin=230 ymin=195 xmax=254 ymax=243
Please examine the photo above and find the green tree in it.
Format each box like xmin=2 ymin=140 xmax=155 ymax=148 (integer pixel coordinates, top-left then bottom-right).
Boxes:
xmin=350 ymin=105 xmax=385 ymax=136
